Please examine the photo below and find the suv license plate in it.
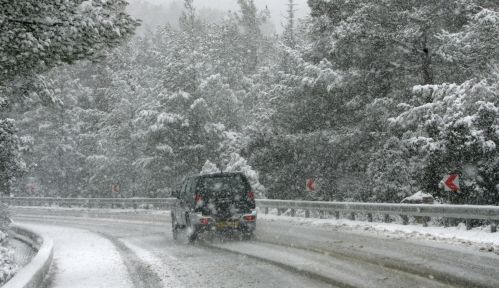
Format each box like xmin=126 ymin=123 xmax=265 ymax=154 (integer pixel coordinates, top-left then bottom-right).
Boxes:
xmin=216 ymin=220 xmax=240 ymax=229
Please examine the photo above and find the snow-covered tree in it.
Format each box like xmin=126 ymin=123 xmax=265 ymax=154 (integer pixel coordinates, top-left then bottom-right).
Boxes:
xmin=436 ymin=6 xmax=499 ymax=80
xmin=0 ymin=119 xmax=25 ymax=195
xmin=0 ymin=0 xmax=138 ymax=199
xmin=282 ymin=0 xmax=297 ymax=49
xmin=224 ymin=152 xmax=265 ymax=197
xmin=200 ymin=160 xmax=220 ymax=175
xmin=391 ymin=78 xmax=499 ymax=204
xmin=232 ymin=0 xmax=271 ymax=73
xmin=134 ymin=90 xmax=226 ymax=194
xmin=0 ymin=0 xmax=138 ymax=86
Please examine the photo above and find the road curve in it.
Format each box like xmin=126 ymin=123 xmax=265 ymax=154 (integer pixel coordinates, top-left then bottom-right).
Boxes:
xmin=11 ymin=208 xmax=334 ymax=288
xmin=10 ymin=207 xmax=499 ymax=288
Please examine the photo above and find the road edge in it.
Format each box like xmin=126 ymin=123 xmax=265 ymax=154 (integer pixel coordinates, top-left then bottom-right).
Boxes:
xmin=4 ymin=224 xmax=54 ymax=288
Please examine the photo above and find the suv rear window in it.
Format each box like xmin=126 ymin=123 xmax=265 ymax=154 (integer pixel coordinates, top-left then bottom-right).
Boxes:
xmin=194 ymin=174 xmax=250 ymax=198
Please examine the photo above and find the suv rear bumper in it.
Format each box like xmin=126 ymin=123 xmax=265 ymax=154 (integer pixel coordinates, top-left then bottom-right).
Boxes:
xmin=193 ymin=217 xmax=256 ymax=233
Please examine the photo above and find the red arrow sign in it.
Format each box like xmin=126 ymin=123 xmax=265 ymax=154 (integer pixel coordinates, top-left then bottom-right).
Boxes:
xmin=306 ymin=178 xmax=316 ymax=192
xmin=443 ymin=174 xmax=460 ymax=192
xmin=111 ymin=184 xmax=120 ymax=193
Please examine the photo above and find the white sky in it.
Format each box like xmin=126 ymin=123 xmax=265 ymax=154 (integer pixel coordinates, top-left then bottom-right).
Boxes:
xmin=130 ymin=0 xmax=310 ymax=33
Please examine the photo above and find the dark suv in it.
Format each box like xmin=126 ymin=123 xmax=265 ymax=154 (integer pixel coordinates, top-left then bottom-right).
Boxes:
xmin=171 ymin=172 xmax=256 ymax=242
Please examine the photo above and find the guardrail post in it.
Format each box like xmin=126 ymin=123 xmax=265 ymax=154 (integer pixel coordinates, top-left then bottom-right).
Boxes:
xmin=290 ymin=209 xmax=295 ymax=217
xmin=422 ymin=216 xmax=429 ymax=227
xmin=491 ymin=222 xmax=497 ymax=233
xmin=277 ymin=208 xmax=281 ymax=216
xmin=319 ymin=210 xmax=325 ymax=219
xmin=384 ymin=214 xmax=390 ymax=223
xmin=465 ymin=219 xmax=472 ymax=230
xmin=349 ymin=212 xmax=355 ymax=221
xmin=334 ymin=211 xmax=339 ymax=220
xmin=401 ymin=215 xmax=408 ymax=225
xmin=367 ymin=213 xmax=373 ymax=222
xmin=264 ymin=207 xmax=269 ymax=214
xmin=305 ymin=210 xmax=310 ymax=218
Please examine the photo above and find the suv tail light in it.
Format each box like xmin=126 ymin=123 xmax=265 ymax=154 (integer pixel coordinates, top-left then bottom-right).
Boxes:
xmin=199 ymin=217 xmax=210 ymax=225
xmin=243 ymin=214 xmax=256 ymax=222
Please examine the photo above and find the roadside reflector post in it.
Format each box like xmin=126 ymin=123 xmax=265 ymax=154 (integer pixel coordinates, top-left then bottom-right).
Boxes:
xmin=491 ymin=222 xmax=497 ymax=233
xmin=466 ymin=219 xmax=472 ymax=230
xmin=367 ymin=213 xmax=373 ymax=222
xmin=422 ymin=216 xmax=429 ymax=227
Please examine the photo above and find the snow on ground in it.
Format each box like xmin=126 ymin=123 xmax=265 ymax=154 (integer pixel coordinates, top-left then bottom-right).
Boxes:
xmin=119 ymin=238 xmax=184 ymax=288
xmin=10 ymin=238 xmax=35 ymax=267
xmin=17 ymin=222 xmax=133 ymax=288
xmin=259 ymin=213 xmax=499 ymax=250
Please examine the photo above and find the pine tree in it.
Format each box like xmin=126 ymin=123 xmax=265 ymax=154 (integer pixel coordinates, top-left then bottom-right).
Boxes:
xmin=0 ymin=0 xmax=139 ymax=86
xmin=282 ymin=0 xmax=297 ymax=49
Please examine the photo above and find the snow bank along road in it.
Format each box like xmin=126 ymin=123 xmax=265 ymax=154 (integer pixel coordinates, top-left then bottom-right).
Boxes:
xmin=10 ymin=207 xmax=499 ymax=288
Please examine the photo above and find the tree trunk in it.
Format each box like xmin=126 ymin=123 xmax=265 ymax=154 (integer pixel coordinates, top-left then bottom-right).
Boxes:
xmin=420 ymin=32 xmax=434 ymax=87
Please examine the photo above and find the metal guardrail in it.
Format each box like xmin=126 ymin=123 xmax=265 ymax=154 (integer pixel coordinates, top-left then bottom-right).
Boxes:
xmin=1 ymin=197 xmax=177 ymax=210
xmin=2 ymin=197 xmax=498 ymax=232
xmin=256 ymin=199 xmax=499 ymax=220
xmin=256 ymin=199 xmax=499 ymax=232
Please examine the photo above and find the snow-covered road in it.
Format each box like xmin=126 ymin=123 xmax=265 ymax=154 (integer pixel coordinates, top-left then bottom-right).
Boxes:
xmin=10 ymin=207 xmax=499 ymax=288
xmin=11 ymin=208 xmax=333 ymax=288
xmin=20 ymin=224 xmax=134 ymax=288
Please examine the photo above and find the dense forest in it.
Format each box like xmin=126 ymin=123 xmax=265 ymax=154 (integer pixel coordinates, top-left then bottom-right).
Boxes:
xmin=1 ymin=0 xmax=498 ymax=205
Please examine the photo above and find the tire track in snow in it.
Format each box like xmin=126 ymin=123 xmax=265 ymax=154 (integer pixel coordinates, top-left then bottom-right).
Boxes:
xmin=97 ymin=232 xmax=164 ymax=288
xmin=118 ymin=238 xmax=185 ymax=288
